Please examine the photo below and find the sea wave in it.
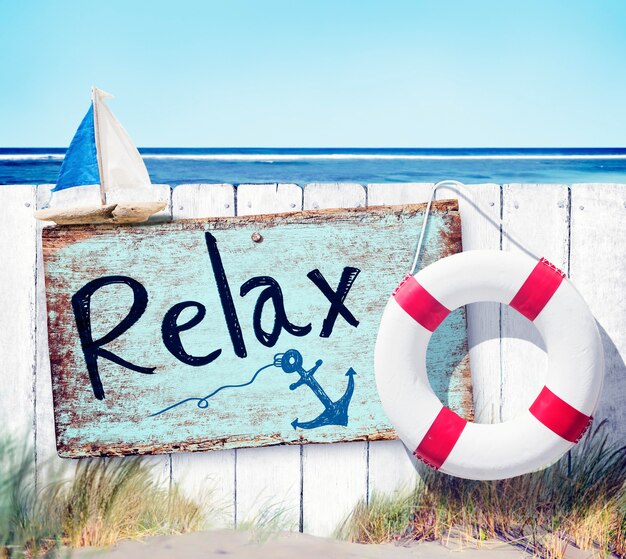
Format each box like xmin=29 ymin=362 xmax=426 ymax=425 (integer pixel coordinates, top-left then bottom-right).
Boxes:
xmin=141 ymin=153 xmax=626 ymax=161
xmin=0 ymin=154 xmax=65 ymax=161
xmin=3 ymin=153 xmax=626 ymax=162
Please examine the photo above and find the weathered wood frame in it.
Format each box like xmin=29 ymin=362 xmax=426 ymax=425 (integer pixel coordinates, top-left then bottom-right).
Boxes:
xmin=42 ymin=200 xmax=472 ymax=458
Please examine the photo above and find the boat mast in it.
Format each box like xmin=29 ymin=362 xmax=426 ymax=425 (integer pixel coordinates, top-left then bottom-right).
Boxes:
xmin=91 ymin=87 xmax=106 ymax=206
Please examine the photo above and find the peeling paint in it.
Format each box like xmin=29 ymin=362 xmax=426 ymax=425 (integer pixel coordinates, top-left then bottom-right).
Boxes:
xmin=42 ymin=202 xmax=473 ymax=457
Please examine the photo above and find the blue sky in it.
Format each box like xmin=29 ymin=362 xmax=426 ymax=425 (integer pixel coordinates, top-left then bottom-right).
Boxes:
xmin=1 ymin=1 xmax=625 ymax=147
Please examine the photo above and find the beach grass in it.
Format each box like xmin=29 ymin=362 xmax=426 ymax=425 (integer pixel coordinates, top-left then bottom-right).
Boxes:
xmin=0 ymin=437 xmax=62 ymax=558
xmin=235 ymin=500 xmax=296 ymax=543
xmin=0 ymin=441 xmax=204 ymax=557
xmin=60 ymin=458 xmax=203 ymax=548
xmin=1 ymin=423 xmax=624 ymax=558
xmin=340 ymin=420 xmax=626 ymax=558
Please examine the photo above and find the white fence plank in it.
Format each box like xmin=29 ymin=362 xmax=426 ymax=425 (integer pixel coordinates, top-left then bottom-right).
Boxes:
xmin=136 ymin=186 xmax=174 ymax=487
xmin=367 ymin=183 xmax=433 ymax=206
xmin=303 ymin=183 xmax=365 ymax=210
xmin=303 ymin=440 xmax=368 ymax=537
xmin=570 ymin=184 xmax=626 ymax=442
xmin=170 ymin=184 xmax=237 ymax=527
xmin=434 ymin=183 xmax=502 ymax=424
xmin=172 ymin=183 xmax=234 ymax=219
xmin=366 ymin=184 xmax=432 ymax=497
xmin=367 ymin=439 xmax=418 ymax=498
xmin=35 ymin=185 xmax=74 ymax=483
xmin=0 ymin=186 xmax=37 ymax=450
xmin=500 ymin=184 xmax=570 ymax=421
xmin=234 ymin=183 xmax=303 ymax=530
xmin=302 ymin=182 xmax=368 ymax=536
xmin=237 ymin=183 xmax=302 ymax=215
xmin=235 ymin=445 xmax=301 ymax=530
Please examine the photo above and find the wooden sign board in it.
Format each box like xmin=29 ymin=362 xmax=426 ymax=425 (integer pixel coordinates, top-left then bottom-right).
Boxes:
xmin=42 ymin=201 xmax=473 ymax=458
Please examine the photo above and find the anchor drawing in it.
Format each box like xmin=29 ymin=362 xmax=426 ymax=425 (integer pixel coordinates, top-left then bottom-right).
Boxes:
xmin=274 ymin=349 xmax=357 ymax=430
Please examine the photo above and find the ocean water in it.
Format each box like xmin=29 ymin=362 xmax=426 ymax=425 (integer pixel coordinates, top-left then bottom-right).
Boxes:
xmin=1 ymin=147 xmax=625 ymax=186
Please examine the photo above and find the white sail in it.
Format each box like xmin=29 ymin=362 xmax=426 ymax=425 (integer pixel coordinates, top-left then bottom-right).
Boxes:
xmin=92 ymin=87 xmax=152 ymax=201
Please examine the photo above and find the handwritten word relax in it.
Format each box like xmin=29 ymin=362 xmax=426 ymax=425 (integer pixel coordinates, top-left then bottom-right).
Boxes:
xmin=71 ymin=232 xmax=361 ymax=400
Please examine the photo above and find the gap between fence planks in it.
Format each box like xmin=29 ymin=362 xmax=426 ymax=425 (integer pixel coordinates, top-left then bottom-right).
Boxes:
xmin=1 ymin=182 xmax=623 ymax=538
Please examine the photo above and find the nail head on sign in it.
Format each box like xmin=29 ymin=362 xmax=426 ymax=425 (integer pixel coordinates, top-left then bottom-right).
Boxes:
xmin=251 ymin=232 xmax=263 ymax=243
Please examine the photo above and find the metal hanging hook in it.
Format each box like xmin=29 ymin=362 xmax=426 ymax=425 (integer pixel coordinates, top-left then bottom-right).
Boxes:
xmin=411 ymin=180 xmax=467 ymax=274
xmin=410 ymin=180 xmax=539 ymax=275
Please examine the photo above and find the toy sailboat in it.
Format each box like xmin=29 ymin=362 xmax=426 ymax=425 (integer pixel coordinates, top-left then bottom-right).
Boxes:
xmin=34 ymin=87 xmax=166 ymax=224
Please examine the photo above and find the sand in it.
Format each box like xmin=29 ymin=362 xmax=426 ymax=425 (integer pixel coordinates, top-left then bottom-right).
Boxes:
xmin=71 ymin=530 xmax=552 ymax=559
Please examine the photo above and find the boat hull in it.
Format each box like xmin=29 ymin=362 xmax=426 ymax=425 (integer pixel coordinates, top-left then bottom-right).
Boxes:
xmin=33 ymin=201 xmax=167 ymax=225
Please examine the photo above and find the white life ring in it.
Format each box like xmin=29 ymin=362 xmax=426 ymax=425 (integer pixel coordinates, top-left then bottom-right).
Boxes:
xmin=375 ymin=250 xmax=604 ymax=480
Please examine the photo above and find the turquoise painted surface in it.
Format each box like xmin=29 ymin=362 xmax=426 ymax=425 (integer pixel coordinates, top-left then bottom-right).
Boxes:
xmin=43 ymin=206 xmax=471 ymax=456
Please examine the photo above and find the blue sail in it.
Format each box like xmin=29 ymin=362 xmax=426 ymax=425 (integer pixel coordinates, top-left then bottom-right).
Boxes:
xmin=52 ymin=104 xmax=100 ymax=192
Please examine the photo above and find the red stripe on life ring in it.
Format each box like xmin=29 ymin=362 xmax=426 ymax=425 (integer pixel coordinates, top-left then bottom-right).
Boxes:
xmin=529 ymin=386 xmax=592 ymax=443
xmin=414 ymin=407 xmax=467 ymax=469
xmin=510 ymin=258 xmax=565 ymax=321
xmin=393 ymin=275 xmax=451 ymax=332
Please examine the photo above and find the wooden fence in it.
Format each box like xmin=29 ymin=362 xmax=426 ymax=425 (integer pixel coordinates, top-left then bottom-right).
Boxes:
xmin=1 ymin=182 xmax=624 ymax=537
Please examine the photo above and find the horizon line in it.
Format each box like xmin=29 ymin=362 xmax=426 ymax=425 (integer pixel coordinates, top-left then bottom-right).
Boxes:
xmin=1 ymin=146 xmax=626 ymax=150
